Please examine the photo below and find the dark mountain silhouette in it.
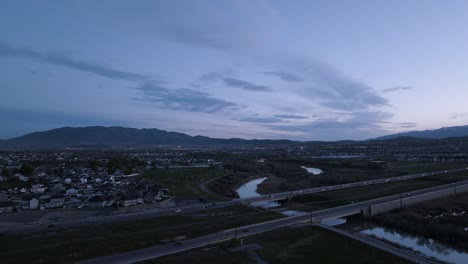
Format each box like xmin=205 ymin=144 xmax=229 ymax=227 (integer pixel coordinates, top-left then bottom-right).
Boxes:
xmin=0 ymin=126 xmax=295 ymax=148
xmin=375 ymin=125 xmax=468 ymax=140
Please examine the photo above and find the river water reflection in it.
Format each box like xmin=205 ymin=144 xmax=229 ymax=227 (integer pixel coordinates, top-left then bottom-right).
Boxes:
xmin=361 ymin=225 xmax=468 ymax=264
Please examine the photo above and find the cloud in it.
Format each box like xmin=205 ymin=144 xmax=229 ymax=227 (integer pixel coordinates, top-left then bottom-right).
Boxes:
xmin=153 ymin=1 xmax=281 ymax=52
xmin=303 ymin=65 xmax=390 ymax=111
xmin=132 ymin=82 xmax=239 ymax=113
xmin=0 ymin=42 xmax=150 ymax=82
xmin=274 ymin=114 xmax=309 ymax=119
xmin=200 ymin=72 xmax=223 ymax=82
xmin=238 ymin=117 xmax=282 ymax=123
xmin=223 ymin=77 xmax=271 ymax=92
xmin=268 ymin=110 xmax=392 ymax=140
xmin=449 ymin=112 xmax=468 ymax=120
xmin=262 ymin=71 xmax=303 ymax=82
xmin=382 ymin=86 xmax=413 ymax=93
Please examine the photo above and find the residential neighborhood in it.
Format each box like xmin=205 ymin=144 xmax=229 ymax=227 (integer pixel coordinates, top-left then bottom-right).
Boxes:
xmin=0 ymin=151 xmax=220 ymax=214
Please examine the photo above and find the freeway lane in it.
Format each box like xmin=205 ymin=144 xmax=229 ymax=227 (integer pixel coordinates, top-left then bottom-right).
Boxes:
xmin=80 ymin=181 xmax=468 ymax=264
xmin=1 ymin=167 xmax=467 ymax=235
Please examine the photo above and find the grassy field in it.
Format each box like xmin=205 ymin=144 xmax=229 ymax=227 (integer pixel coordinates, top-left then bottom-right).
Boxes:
xmin=142 ymin=167 xmax=226 ymax=199
xmin=144 ymin=226 xmax=411 ymax=264
xmin=372 ymin=192 xmax=468 ymax=249
xmin=0 ymin=205 xmax=282 ymax=264
xmin=388 ymin=162 xmax=468 ymax=174
xmin=144 ymin=246 xmax=253 ymax=264
xmin=247 ymin=226 xmax=412 ymax=264
xmin=289 ymin=171 xmax=468 ymax=211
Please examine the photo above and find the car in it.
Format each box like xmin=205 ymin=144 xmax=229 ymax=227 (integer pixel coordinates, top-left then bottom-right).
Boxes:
xmin=405 ymin=193 xmax=411 ymax=197
xmin=173 ymin=241 xmax=183 ymax=245
xmin=267 ymin=195 xmax=274 ymax=198
xmin=174 ymin=209 xmax=182 ymax=213
xmin=210 ymin=202 xmax=216 ymax=206
xmin=242 ymin=229 xmax=250 ymax=233
xmin=47 ymin=224 xmax=55 ymax=228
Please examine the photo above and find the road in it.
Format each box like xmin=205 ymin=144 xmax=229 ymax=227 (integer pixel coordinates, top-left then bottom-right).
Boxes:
xmin=2 ymin=167 xmax=467 ymax=235
xmin=79 ymin=181 xmax=468 ymax=264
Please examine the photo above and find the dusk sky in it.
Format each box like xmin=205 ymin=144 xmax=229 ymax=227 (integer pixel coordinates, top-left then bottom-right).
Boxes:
xmin=1 ymin=0 xmax=468 ymax=140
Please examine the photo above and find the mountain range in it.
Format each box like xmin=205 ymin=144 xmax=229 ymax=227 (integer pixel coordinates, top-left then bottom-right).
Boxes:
xmin=374 ymin=125 xmax=468 ymax=140
xmin=0 ymin=126 xmax=295 ymax=148
xmin=2 ymin=124 xmax=468 ymax=149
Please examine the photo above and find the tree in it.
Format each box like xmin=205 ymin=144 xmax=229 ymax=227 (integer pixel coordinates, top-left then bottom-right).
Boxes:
xmin=20 ymin=164 xmax=34 ymax=176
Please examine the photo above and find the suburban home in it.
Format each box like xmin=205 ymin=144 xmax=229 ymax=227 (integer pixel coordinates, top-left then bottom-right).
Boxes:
xmin=0 ymin=201 xmax=15 ymax=214
xmin=121 ymin=191 xmax=140 ymax=207
xmin=65 ymin=188 xmax=79 ymax=197
xmin=29 ymin=197 xmax=39 ymax=210
xmin=85 ymin=195 xmax=106 ymax=208
xmin=44 ymin=194 xmax=65 ymax=209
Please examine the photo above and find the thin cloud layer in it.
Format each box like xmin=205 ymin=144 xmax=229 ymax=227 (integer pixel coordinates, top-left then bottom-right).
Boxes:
xmin=223 ymin=77 xmax=271 ymax=92
xmin=383 ymin=86 xmax=413 ymax=93
xmin=133 ymin=82 xmax=239 ymax=113
xmin=262 ymin=71 xmax=303 ymax=82
xmin=0 ymin=42 xmax=150 ymax=82
xmin=274 ymin=114 xmax=309 ymax=119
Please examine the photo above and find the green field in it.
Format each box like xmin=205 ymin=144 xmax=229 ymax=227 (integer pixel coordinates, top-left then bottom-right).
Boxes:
xmin=142 ymin=167 xmax=226 ymax=200
xmin=146 ymin=226 xmax=411 ymax=264
xmin=0 ymin=205 xmax=282 ymax=264
xmin=289 ymin=171 xmax=468 ymax=211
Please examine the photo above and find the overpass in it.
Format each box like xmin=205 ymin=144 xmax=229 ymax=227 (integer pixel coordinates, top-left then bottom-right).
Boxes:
xmin=2 ymin=167 xmax=467 ymax=235
xmin=79 ymin=180 xmax=468 ymax=264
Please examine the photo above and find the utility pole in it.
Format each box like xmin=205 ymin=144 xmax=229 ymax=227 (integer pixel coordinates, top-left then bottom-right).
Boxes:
xmin=399 ymin=185 xmax=403 ymax=210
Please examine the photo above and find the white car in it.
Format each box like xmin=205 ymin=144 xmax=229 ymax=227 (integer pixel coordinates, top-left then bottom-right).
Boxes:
xmin=174 ymin=209 xmax=182 ymax=213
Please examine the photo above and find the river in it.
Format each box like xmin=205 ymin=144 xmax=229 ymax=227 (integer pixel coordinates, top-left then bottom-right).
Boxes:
xmin=236 ymin=175 xmax=346 ymax=224
xmin=361 ymin=224 xmax=468 ymax=264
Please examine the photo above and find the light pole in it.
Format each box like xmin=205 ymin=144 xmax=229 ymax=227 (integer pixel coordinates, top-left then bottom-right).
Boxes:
xmin=399 ymin=185 xmax=403 ymax=210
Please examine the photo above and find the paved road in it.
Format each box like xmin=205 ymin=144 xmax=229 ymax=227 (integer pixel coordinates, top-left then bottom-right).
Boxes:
xmin=79 ymin=181 xmax=468 ymax=264
xmin=2 ymin=167 xmax=467 ymax=235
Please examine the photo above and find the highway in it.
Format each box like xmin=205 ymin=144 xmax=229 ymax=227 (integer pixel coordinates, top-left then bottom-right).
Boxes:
xmin=79 ymin=181 xmax=468 ymax=264
xmin=1 ymin=167 xmax=467 ymax=235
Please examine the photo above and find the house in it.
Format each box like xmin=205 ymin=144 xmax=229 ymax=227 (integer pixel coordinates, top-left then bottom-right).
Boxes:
xmin=121 ymin=191 xmax=140 ymax=207
xmin=29 ymin=198 xmax=39 ymax=210
xmin=0 ymin=192 xmax=9 ymax=202
xmin=44 ymin=194 xmax=65 ymax=209
xmin=67 ymin=197 xmax=82 ymax=208
xmin=31 ymin=184 xmax=47 ymax=194
xmin=51 ymin=183 xmax=65 ymax=194
xmin=85 ymin=195 xmax=105 ymax=208
xmin=65 ymin=188 xmax=79 ymax=197
xmin=0 ymin=201 xmax=15 ymax=214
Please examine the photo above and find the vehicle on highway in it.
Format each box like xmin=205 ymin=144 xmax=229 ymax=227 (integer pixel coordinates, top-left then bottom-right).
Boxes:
xmin=210 ymin=202 xmax=216 ymax=206
xmin=242 ymin=229 xmax=250 ymax=233
xmin=173 ymin=241 xmax=183 ymax=245
xmin=405 ymin=193 xmax=411 ymax=197
xmin=47 ymin=224 xmax=55 ymax=228
xmin=174 ymin=209 xmax=182 ymax=213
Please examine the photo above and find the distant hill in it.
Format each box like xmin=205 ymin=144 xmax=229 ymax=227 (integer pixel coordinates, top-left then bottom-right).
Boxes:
xmin=0 ymin=126 xmax=296 ymax=149
xmin=375 ymin=125 xmax=468 ymax=140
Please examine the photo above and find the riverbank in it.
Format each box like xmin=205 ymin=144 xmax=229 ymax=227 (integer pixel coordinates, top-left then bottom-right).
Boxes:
xmin=370 ymin=192 xmax=468 ymax=250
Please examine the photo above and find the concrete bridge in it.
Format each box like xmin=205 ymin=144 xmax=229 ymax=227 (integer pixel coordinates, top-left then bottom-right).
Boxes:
xmin=309 ymin=180 xmax=468 ymax=223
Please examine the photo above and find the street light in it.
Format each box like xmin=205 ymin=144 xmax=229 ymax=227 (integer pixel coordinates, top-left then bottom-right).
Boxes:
xmin=399 ymin=185 xmax=403 ymax=210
